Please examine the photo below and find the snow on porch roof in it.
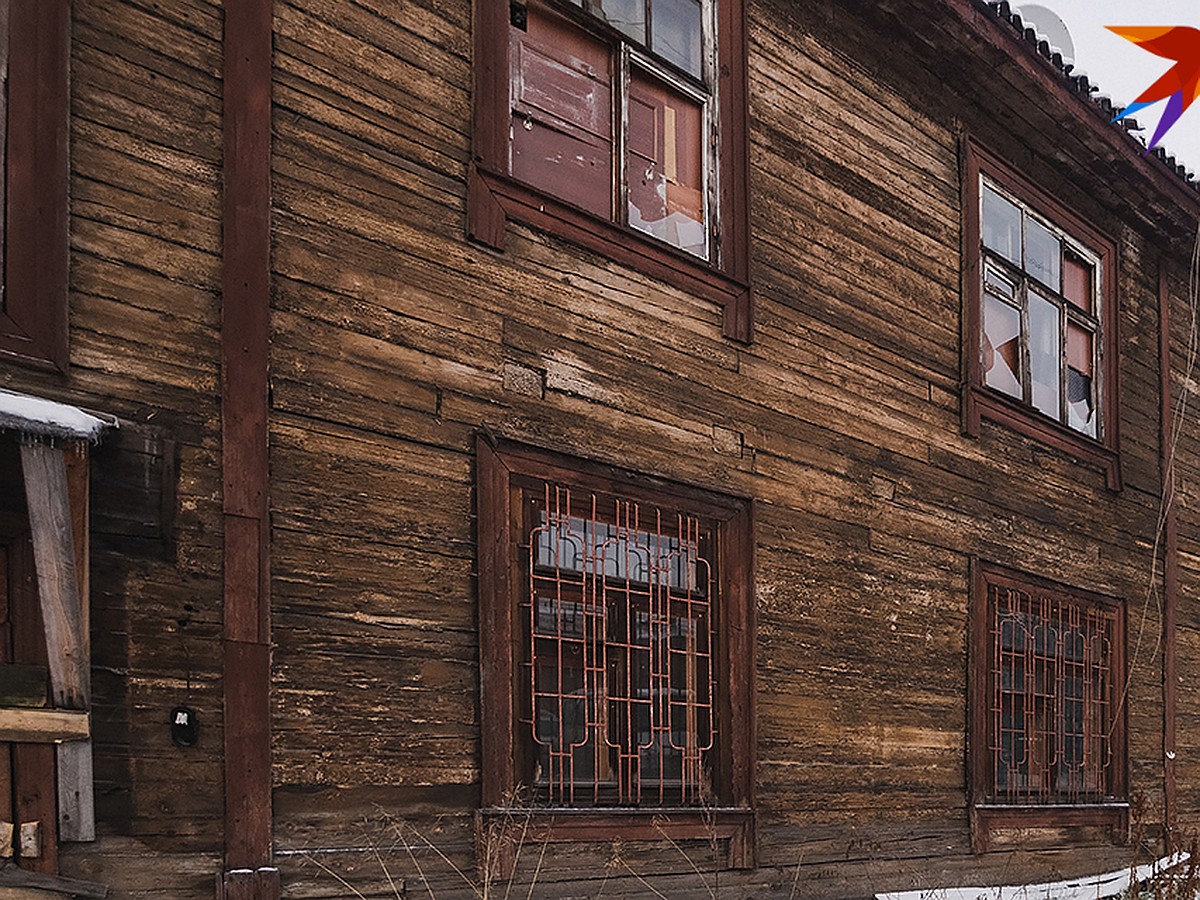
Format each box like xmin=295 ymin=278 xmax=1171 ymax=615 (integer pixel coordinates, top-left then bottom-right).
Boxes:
xmin=0 ymin=389 xmax=117 ymax=441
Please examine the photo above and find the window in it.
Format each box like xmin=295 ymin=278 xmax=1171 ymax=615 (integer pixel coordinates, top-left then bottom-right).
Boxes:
xmin=476 ymin=437 xmax=754 ymax=866
xmin=470 ymin=0 xmax=752 ymax=341
xmin=0 ymin=1 xmax=70 ymax=372
xmin=963 ymin=144 xmax=1120 ymax=489
xmin=970 ymin=561 xmax=1127 ymax=850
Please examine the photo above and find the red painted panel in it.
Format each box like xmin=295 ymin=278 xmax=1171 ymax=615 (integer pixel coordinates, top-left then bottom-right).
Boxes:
xmin=1063 ymin=254 xmax=1093 ymax=314
xmin=511 ymin=8 xmax=613 ymax=218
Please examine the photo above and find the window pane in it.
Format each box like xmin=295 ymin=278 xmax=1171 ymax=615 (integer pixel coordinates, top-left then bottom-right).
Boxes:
xmin=585 ymin=0 xmax=645 ymax=43
xmin=1063 ymin=253 xmax=1093 ymax=314
xmin=1025 ymin=216 xmax=1060 ymax=289
xmin=982 ymin=185 xmax=1021 ymax=267
xmin=1028 ymin=292 xmax=1060 ymax=419
xmin=512 ymin=11 xmax=614 ymax=218
xmin=1067 ymin=322 xmax=1096 ymax=437
xmin=984 ymin=259 xmax=1018 ymax=303
xmin=627 ymin=70 xmax=707 ymax=258
xmin=650 ymin=0 xmax=703 ymax=77
xmin=983 ymin=294 xmax=1021 ymax=398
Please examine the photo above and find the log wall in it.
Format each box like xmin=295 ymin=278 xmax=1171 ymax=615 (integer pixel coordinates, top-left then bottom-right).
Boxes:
xmin=0 ymin=0 xmax=1193 ymax=896
xmin=265 ymin=0 xmax=1197 ymax=896
xmin=3 ymin=0 xmax=226 ymax=895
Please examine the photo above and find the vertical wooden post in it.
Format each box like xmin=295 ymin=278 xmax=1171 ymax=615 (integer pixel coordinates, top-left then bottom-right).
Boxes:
xmin=220 ymin=0 xmax=276 ymax=895
xmin=18 ymin=441 xmax=94 ymax=843
xmin=1158 ymin=261 xmax=1178 ymax=843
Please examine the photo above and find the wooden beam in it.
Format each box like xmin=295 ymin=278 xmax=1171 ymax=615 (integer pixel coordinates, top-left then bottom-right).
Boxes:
xmin=18 ymin=441 xmax=95 ymax=842
xmin=221 ymin=0 xmax=275 ymax=891
xmin=0 ymin=864 xmax=108 ymax=898
xmin=0 ymin=708 xmax=88 ymax=743
xmin=18 ymin=442 xmax=86 ymax=709
xmin=59 ymin=443 xmax=94 ymax=842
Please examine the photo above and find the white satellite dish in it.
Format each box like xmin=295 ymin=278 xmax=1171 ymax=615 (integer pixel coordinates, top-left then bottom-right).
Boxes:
xmin=1016 ymin=4 xmax=1076 ymax=67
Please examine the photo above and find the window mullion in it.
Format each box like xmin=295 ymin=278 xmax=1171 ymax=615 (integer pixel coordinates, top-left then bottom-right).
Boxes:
xmin=1057 ymin=301 xmax=1067 ymax=425
xmin=616 ymin=42 xmax=630 ymax=228
xmin=1020 ymin=280 xmax=1033 ymax=408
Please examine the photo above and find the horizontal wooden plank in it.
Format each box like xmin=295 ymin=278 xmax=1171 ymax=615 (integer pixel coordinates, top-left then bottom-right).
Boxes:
xmin=0 ymin=708 xmax=89 ymax=743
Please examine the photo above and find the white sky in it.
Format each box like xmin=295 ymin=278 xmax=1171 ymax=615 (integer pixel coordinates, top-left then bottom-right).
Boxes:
xmin=1022 ymin=1 xmax=1200 ymax=170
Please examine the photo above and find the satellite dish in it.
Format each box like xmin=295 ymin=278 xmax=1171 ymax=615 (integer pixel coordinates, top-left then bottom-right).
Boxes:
xmin=1017 ymin=4 xmax=1076 ymax=67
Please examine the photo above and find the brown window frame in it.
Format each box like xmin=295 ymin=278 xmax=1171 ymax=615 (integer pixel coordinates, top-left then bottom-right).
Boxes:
xmin=476 ymin=435 xmax=754 ymax=868
xmin=469 ymin=0 xmax=752 ymax=343
xmin=961 ymin=142 xmax=1121 ymax=490
xmin=0 ymin=1 xmax=70 ymax=372
xmin=969 ymin=560 xmax=1128 ymax=852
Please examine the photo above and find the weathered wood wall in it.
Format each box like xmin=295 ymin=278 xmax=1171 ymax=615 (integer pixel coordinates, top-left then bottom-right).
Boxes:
xmin=266 ymin=0 xmax=1198 ymax=897
xmin=0 ymin=0 xmax=1191 ymax=896
xmin=0 ymin=0 xmax=227 ymax=895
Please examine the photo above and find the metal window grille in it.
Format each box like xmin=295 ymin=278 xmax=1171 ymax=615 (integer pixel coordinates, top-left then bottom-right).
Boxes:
xmin=522 ymin=481 xmax=717 ymax=806
xmin=988 ymin=583 xmax=1117 ymax=804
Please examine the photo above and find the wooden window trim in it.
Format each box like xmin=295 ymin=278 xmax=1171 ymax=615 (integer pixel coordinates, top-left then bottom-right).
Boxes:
xmin=476 ymin=435 xmax=755 ymax=868
xmin=0 ymin=0 xmax=70 ymax=372
xmin=469 ymin=0 xmax=753 ymax=343
xmin=960 ymin=140 xmax=1121 ymax=490
xmin=968 ymin=559 xmax=1128 ymax=852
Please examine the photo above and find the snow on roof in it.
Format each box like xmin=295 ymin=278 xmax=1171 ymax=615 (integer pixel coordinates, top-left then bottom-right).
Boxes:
xmin=875 ymin=852 xmax=1189 ymax=900
xmin=0 ymin=389 xmax=117 ymax=441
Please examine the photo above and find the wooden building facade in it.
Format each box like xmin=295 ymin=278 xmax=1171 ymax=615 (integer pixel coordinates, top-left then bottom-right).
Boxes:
xmin=1 ymin=0 xmax=1200 ymax=896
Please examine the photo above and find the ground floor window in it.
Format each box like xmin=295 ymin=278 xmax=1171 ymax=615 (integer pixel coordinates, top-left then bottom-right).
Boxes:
xmin=971 ymin=561 xmax=1126 ymax=847
xmin=476 ymin=436 xmax=754 ymax=866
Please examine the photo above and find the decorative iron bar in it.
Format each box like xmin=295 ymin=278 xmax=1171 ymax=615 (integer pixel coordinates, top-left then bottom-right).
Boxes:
xmin=524 ymin=482 xmax=716 ymax=806
xmin=989 ymin=583 xmax=1116 ymax=804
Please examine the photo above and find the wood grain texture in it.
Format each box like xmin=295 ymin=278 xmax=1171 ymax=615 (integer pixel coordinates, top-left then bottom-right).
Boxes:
xmin=221 ymin=0 xmax=275 ymax=885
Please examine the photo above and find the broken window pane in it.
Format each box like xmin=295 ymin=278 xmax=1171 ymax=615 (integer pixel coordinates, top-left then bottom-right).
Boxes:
xmin=1067 ymin=321 xmax=1096 ymax=437
xmin=983 ymin=186 xmax=1021 ymax=267
xmin=983 ymin=293 xmax=1022 ymax=399
xmin=1062 ymin=253 xmax=1093 ymax=314
xmin=1025 ymin=216 xmax=1060 ymax=290
xmin=1028 ymin=291 xmax=1061 ymax=420
xmin=650 ymin=0 xmax=703 ymax=77
xmin=585 ymin=0 xmax=645 ymax=43
xmin=627 ymin=69 xmax=706 ymax=258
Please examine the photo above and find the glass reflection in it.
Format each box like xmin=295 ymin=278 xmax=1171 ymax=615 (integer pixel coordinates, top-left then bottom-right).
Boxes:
xmin=650 ymin=0 xmax=703 ymax=77
xmin=983 ymin=186 xmax=1021 ymax=267
xmin=1028 ymin=292 xmax=1060 ymax=419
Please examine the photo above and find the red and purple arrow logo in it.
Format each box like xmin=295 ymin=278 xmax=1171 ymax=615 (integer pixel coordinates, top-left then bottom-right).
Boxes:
xmin=1108 ymin=26 xmax=1200 ymax=153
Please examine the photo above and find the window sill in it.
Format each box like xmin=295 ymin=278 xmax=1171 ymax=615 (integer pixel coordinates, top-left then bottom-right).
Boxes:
xmin=964 ymin=385 xmax=1121 ymax=491
xmin=971 ymin=802 xmax=1129 ymax=853
xmin=475 ymin=805 xmax=755 ymax=873
xmin=468 ymin=164 xmax=752 ymax=343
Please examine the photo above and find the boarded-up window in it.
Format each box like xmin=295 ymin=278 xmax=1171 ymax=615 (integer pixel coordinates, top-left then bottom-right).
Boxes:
xmin=507 ymin=0 xmax=713 ymax=259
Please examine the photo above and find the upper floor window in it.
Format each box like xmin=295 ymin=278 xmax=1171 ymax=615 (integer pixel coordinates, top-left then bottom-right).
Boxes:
xmin=471 ymin=0 xmax=752 ymax=341
xmin=981 ymin=180 xmax=1102 ymax=438
xmin=963 ymin=144 xmax=1120 ymax=489
xmin=0 ymin=1 xmax=70 ymax=372
xmin=511 ymin=0 xmax=712 ymax=259
xmin=970 ymin=561 xmax=1127 ymax=850
xmin=476 ymin=437 xmax=754 ymax=866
